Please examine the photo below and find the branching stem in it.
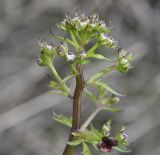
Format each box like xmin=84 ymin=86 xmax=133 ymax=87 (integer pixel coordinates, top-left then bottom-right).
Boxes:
xmin=80 ymin=107 xmax=105 ymax=131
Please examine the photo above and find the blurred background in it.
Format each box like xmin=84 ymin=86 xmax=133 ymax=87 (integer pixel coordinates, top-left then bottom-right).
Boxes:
xmin=0 ymin=0 xmax=160 ymax=155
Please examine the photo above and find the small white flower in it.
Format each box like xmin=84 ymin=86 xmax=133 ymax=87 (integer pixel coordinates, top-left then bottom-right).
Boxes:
xmin=66 ymin=51 xmax=76 ymax=61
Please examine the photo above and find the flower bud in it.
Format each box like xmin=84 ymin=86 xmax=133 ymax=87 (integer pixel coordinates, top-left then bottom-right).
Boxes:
xmin=102 ymin=120 xmax=111 ymax=136
xmin=116 ymin=126 xmax=128 ymax=145
xmin=98 ymin=33 xmax=117 ymax=48
xmin=65 ymin=51 xmax=76 ymax=62
xmin=79 ymin=18 xmax=89 ymax=30
xmin=118 ymin=48 xmax=127 ymax=58
xmin=37 ymin=40 xmax=56 ymax=66
xmin=56 ymin=42 xmax=68 ymax=57
xmin=110 ymin=96 xmax=120 ymax=104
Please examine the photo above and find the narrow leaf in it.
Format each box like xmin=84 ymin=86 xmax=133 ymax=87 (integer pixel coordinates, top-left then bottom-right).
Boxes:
xmin=48 ymin=90 xmax=68 ymax=96
xmin=86 ymin=53 xmax=115 ymax=62
xmin=68 ymin=140 xmax=81 ymax=146
xmin=53 ymin=114 xmax=72 ymax=127
xmin=82 ymin=142 xmax=92 ymax=155
xmin=84 ymin=89 xmax=97 ymax=103
xmin=113 ymin=144 xmax=132 ymax=153
xmin=94 ymin=81 xmax=125 ymax=97
xmin=63 ymin=74 xmax=76 ymax=83
xmin=54 ymin=35 xmax=78 ymax=48
xmin=103 ymin=107 xmax=122 ymax=112
xmin=90 ymin=124 xmax=102 ymax=139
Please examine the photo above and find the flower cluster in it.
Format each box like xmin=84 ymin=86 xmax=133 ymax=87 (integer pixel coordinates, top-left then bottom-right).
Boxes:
xmin=37 ymin=40 xmax=56 ymax=66
xmin=98 ymin=121 xmax=129 ymax=153
xmin=117 ymin=48 xmax=134 ymax=73
xmin=58 ymin=12 xmax=117 ymax=48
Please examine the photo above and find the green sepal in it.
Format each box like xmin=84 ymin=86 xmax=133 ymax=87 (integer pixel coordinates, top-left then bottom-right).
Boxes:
xmin=52 ymin=114 xmax=72 ymax=127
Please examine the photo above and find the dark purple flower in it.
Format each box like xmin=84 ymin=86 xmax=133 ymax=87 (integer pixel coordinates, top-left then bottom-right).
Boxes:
xmin=98 ymin=137 xmax=118 ymax=153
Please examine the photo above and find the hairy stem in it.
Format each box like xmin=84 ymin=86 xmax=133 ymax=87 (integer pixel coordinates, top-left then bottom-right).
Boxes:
xmin=63 ymin=64 xmax=84 ymax=155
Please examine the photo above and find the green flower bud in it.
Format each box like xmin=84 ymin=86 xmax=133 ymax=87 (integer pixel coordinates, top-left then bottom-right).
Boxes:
xmin=110 ymin=96 xmax=120 ymax=104
xmin=116 ymin=126 xmax=128 ymax=145
xmin=56 ymin=42 xmax=68 ymax=57
xmin=102 ymin=120 xmax=112 ymax=136
xmin=37 ymin=40 xmax=56 ymax=66
xmin=118 ymin=48 xmax=127 ymax=58
xmin=98 ymin=33 xmax=117 ymax=48
xmin=117 ymin=49 xmax=133 ymax=73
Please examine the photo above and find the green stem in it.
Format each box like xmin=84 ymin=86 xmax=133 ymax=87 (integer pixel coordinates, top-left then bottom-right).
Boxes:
xmin=48 ymin=63 xmax=71 ymax=97
xmin=63 ymin=64 xmax=85 ymax=155
xmin=69 ymin=30 xmax=79 ymax=48
xmin=80 ymin=107 xmax=105 ymax=131
xmin=87 ymin=65 xmax=117 ymax=84
xmin=87 ymin=42 xmax=100 ymax=55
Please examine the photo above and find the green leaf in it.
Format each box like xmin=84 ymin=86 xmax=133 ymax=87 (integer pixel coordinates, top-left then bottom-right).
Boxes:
xmin=54 ymin=35 xmax=78 ymax=48
xmin=103 ymin=107 xmax=122 ymax=112
xmin=48 ymin=81 xmax=65 ymax=91
xmin=72 ymin=131 xmax=100 ymax=143
xmin=94 ymin=81 xmax=125 ymax=97
xmin=75 ymin=59 xmax=92 ymax=65
xmin=68 ymin=140 xmax=81 ymax=146
xmin=48 ymin=90 xmax=68 ymax=96
xmin=90 ymin=124 xmax=102 ymax=139
xmin=82 ymin=142 xmax=92 ymax=155
xmin=84 ymin=89 xmax=97 ymax=103
xmin=87 ymin=66 xmax=117 ymax=83
xmin=86 ymin=53 xmax=114 ymax=62
xmin=63 ymin=74 xmax=76 ymax=83
xmin=53 ymin=114 xmax=72 ymax=127
xmin=113 ymin=144 xmax=132 ymax=153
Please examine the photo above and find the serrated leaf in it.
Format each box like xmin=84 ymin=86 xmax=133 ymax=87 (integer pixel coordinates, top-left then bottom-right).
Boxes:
xmin=82 ymin=142 xmax=92 ymax=155
xmin=94 ymin=81 xmax=125 ymax=97
xmin=68 ymin=140 xmax=81 ymax=146
xmin=86 ymin=53 xmax=114 ymax=62
xmin=84 ymin=89 xmax=97 ymax=103
xmin=53 ymin=114 xmax=72 ymax=127
xmin=113 ymin=144 xmax=132 ymax=153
